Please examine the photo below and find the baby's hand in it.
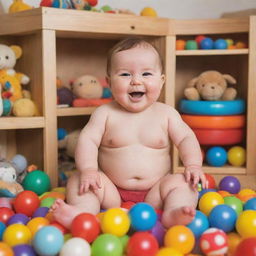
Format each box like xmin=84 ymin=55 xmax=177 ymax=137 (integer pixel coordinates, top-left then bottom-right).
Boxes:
xmin=184 ymin=165 xmax=207 ymax=190
xmin=79 ymin=170 xmax=101 ymax=195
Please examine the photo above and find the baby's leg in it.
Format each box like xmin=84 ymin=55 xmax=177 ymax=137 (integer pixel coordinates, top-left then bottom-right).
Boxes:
xmin=159 ymin=173 xmax=198 ymax=228
xmin=51 ymin=171 xmax=121 ymax=228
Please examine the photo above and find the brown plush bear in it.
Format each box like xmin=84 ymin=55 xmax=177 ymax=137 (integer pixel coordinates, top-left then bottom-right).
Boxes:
xmin=184 ymin=70 xmax=237 ymax=101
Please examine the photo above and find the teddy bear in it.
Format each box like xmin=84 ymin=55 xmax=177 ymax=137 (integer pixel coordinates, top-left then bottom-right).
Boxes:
xmin=184 ymin=70 xmax=237 ymax=101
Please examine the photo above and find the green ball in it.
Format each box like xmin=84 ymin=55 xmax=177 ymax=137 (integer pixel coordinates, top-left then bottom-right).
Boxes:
xmin=40 ymin=197 xmax=56 ymax=208
xmin=91 ymin=234 xmax=123 ymax=256
xmin=224 ymin=196 xmax=243 ymax=216
xmin=185 ymin=40 xmax=198 ymax=50
xmin=22 ymin=170 xmax=51 ymax=195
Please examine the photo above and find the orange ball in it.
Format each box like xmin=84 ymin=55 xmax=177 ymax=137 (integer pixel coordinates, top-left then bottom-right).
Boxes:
xmin=235 ymin=42 xmax=246 ymax=49
xmin=176 ymin=40 xmax=186 ymax=50
xmin=27 ymin=217 xmax=50 ymax=236
xmin=0 ymin=242 xmax=13 ymax=256
xmin=218 ymin=190 xmax=231 ymax=197
xmin=227 ymin=232 xmax=241 ymax=255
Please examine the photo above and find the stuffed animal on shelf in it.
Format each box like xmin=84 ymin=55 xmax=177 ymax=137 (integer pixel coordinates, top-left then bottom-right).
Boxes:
xmin=184 ymin=70 xmax=237 ymax=101
xmin=0 ymin=160 xmax=23 ymax=197
xmin=71 ymin=0 xmax=98 ymax=10
xmin=40 ymin=0 xmax=97 ymax=9
xmin=8 ymin=0 xmax=32 ymax=13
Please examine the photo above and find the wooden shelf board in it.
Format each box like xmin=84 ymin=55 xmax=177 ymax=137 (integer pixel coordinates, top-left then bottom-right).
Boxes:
xmin=176 ymin=49 xmax=248 ymax=56
xmin=0 ymin=117 xmax=45 ymax=130
xmin=176 ymin=165 xmax=246 ymax=175
xmin=57 ymin=107 xmax=96 ymax=116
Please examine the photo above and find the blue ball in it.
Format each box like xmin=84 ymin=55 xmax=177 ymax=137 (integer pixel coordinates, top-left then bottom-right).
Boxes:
xmin=57 ymin=128 xmax=67 ymax=140
xmin=206 ymin=146 xmax=227 ymax=167
xmin=213 ymin=39 xmax=228 ymax=49
xmin=187 ymin=210 xmax=209 ymax=238
xmin=208 ymin=204 xmax=237 ymax=232
xmin=33 ymin=226 xmax=64 ymax=256
xmin=244 ymin=198 xmax=256 ymax=210
xmin=200 ymin=37 xmax=214 ymax=49
xmin=0 ymin=221 xmax=6 ymax=240
xmin=128 ymin=202 xmax=157 ymax=231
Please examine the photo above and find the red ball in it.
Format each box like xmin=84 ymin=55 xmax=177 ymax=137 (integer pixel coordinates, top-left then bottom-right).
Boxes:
xmin=50 ymin=221 xmax=69 ymax=234
xmin=195 ymin=35 xmax=206 ymax=45
xmin=205 ymin=173 xmax=216 ymax=189
xmin=234 ymin=237 xmax=256 ymax=256
xmin=121 ymin=201 xmax=136 ymax=210
xmin=87 ymin=0 xmax=98 ymax=6
xmin=13 ymin=190 xmax=40 ymax=217
xmin=71 ymin=213 xmax=100 ymax=243
xmin=0 ymin=207 xmax=14 ymax=224
xmin=127 ymin=232 xmax=159 ymax=256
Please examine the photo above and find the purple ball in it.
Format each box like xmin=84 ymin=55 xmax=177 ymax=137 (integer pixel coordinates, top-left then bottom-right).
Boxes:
xmin=57 ymin=87 xmax=74 ymax=106
xmin=32 ymin=207 xmax=49 ymax=218
xmin=13 ymin=244 xmax=36 ymax=256
xmin=7 ymin=213 xmax=30 ymax=226
xmin=219 ymin=176 xmax=241 ymax=194
xmin=150 ymin=220 xmax=165 ymax=246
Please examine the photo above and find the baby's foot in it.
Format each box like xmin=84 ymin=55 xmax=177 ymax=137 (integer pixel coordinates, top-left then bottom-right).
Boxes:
xmin=161 ymin=206 xmax=196 ymax=228
xmin=50 ymin=199 xmax=80 ymax=229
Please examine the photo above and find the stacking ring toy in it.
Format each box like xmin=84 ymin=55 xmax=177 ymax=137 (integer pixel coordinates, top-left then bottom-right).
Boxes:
xmin=179 ymin=99 xmax=245 ymax=115
xmin=193 ymin=128 xmax=244 ymax=145
xmin=181 ymin=115 xmax=245 ymax=129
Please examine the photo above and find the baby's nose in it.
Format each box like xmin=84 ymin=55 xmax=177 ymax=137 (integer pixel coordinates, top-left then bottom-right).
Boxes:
xmin=131 ymin=75 xmax=141 ymax=85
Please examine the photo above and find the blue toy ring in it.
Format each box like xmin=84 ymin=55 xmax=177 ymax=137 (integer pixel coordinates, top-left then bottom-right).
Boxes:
xmin=179 ymin=99 xmax=245 ymax=116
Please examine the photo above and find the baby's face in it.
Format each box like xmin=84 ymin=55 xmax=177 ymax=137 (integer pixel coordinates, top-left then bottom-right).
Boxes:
xmin=107 ymin=45 xmax=165 ymax=113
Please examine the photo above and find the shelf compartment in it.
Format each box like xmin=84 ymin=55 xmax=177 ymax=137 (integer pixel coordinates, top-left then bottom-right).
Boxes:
xmin=0 ymin=117 xmax=45 ymax=130
xmin=57 ymin=107 xmax=96 ymax=116
xmin=176 ymin=49 xmax=248 ymax=56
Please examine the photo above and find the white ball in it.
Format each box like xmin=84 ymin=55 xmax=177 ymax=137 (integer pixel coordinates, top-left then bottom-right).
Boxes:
xmin=11 ymin=154 xmax=27 ymax=174
xmin=60 ymin=238 xmax=91 ymax=256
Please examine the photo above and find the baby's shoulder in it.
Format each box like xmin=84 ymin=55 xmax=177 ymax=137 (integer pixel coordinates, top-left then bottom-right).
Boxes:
xmin=153 ymin=102 xmax=178 ymax=115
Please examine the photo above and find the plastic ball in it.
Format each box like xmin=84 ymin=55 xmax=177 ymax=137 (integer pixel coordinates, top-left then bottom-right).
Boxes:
xmin=199 ymin=228 xmax=228 ymax=256
xmin=119 ymin=235 xmax=129 ymax=251
xmin=227 ymin=232 xmax=241 ymax=256
xmin=236 ymin=210 xmax=256 ymax=238
xmin=60 ymin=237 xmax=91 ymax=256
xmin=228 ymin=146 xmax=246 ymax=166
xmin=0 ymin=207 xmax=15 ymax=224
xmin=87 ymin=0 xmax=98 ymax=6
xmin=187 ymin=210 xmax=209 ymax=239
xmin=71 ymin=213 xmax=100 ymax=243
xmin=208 ymin=204 xmax=237 ymax=232
xmin=234 ymin=237 xmax=256 ymax=256
xmin=150 ymin=220 xmax=165 ymax=246
xmin=101 ymin=208 xmax=130 ymax=237
xmin=156 ymin=247 xmax=183 ymax=256
xmin=13 ymin=190 xmax=40 ymax=217
xmin=11 ymin=154 xmax=27 ymax=174
xmin=33 ymin=226 xmax=64 ymax=256
xmin=205 ymin=173 xmax=216 ymax=189
xmin=224 ymin=196 xmax=243 ymax=216
xmin=185 ymin=40 xmax=198 ymax=50
xmin=206 ymin=146 xmax=227 ymax=167
xmin=213 ymin=39 xmax=228 ymax=49
xmin=32 ymin=207 xmax=49 ymax=217
xmin=236 ymin=41 xmax=246 ymax=49
xmin=199 ymin=188 xmax=217 ymax=199
xmin=121 ymin=201 xmax=135 ymax=210
xmin=127 ymin=231 xmax=159 ymax=256
xmin=50 ymin=221 xmax=69 ymax=234
xmin=22 ymin=170 xmax=51 ymax=195
xmin=27 ymin=217 xmax=50 ymax=237
xmin=57 ymin=88 xmax=74 ymax=106
xmin=140 ymin=7 xmax=157 ymax=17
xmin=176 ymin=40 xmax=186 ymax=50
xmin=164 ymin=225 xmax=195 ymax=254
xmin=40 ymin=197 xmax=56 ymax=208
xmin=200 ymin=37 xmax=214 ymax=49
xmin=219 ymin=176 xmax=241 ymax=194
xmin=0 ymin=222 xmax=6 ymax=240
xmin=13 ymin=244 xmax=36 ymax=256
xmin=129 ymin=203 xmax=157 ymax=231
xmin=0 ymin=242 xmax=14 ymax=256
xmin=244 ymin=197 xmax=256 ymax=210
xmin=218 ymin=190 xmax=231 ymax=197
xmin=225 ymin=38 xmax=234 ymax=46
xmin=236 ymin=188 xmax=256 ymax=202
xmin=195 ymin=35 xmax=206 ymax=45
xmin=91 ymin=234 xmax=123 ymax=256
xmin=3 ymin=224 xmax=32 ymax=247
xmin=198 ymin=191 xmax=224 ymax=216
xmin=6 ymin=213 xmax=30 ymax=226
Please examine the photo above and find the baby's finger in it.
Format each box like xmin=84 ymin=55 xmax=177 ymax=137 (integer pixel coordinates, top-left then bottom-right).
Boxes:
xmin=192 ymin=175 xmax=199 ymax=187
xmin=96 ymin=177 xmax=102 ymax=188
xmin=185 ymin=171 xmax=191 ymax=183
xmin=200 ymin=174 xmax=207 ymax=189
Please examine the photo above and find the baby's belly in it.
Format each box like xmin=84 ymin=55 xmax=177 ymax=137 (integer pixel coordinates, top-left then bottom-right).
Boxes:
xmin=98 ymin=144 xmax=171 ymax=190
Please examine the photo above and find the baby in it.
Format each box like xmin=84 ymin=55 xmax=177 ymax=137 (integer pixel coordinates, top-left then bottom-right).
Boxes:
xmin=52 ymin=37 xmax=206 ymax=229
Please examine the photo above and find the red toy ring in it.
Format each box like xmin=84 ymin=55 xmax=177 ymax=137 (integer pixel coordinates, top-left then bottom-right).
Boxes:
xmin=193 ymin=128 xmax=244 ymax=145
xmin=182 ymin=115 xmax=245 ymax=129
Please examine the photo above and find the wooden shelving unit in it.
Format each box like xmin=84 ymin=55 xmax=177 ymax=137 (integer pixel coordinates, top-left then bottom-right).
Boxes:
xmin=0 ymin=9 xmax=255 ymax=187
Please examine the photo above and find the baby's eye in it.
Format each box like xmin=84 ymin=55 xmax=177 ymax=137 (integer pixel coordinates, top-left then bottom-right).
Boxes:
xmin=143 ymin=72 xmax=152 ymax=76
xmin=119 ymin=73 xmax=130 ymax=77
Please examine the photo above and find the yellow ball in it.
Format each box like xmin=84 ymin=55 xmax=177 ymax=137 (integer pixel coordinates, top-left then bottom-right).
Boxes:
xmin=101 ymin=208 xmax=130 ymax=237
xmin=227 ymin=232 xmax=241 ymax=255
xmin=3 ymin=224 xmax=32 ymax=247
xmin=27 ymin=217 xmax=50 ymax=237
xmin=238 ymin=188 xmax=255 ymax=197
xmin=140 ymin=7 xmax=157 ymax=17
xmin=236 ymin=210 xmax=256 ymax=238
xmin=228 ymin=146 xmax=246 ymax=166
xmin=164 ymin=225 xmax=195 ymax=254
xmin=156 ymin=247 xmax=183 ymax=256
xmin=199 ymin=192 xmax=224 ymax=216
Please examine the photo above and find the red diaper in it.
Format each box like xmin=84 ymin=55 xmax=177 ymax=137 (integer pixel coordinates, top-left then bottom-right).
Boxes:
xmin=117 ymin=187 xmax=149 ymax=203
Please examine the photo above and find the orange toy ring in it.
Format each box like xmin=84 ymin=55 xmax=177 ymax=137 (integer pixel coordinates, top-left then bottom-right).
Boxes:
xmin=193 ymin=128 xmax=244 ymax=145
xmin=182 ymin=115 xmax=245 ymax=129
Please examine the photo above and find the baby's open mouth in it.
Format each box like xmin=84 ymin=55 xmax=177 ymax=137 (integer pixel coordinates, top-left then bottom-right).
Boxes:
xmin=129 ymin=92 xmax=145 ymax=98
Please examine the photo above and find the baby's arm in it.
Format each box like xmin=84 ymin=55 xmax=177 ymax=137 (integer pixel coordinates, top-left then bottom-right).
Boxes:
xmin=75 ymin=106 xmax=108 ymax=194
xmin=167 ymin=108 xmax=206 ymax=188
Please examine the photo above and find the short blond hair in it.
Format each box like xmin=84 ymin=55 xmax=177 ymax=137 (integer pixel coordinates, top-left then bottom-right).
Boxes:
xmin=106 ymin=37 xmax=164 ymax=76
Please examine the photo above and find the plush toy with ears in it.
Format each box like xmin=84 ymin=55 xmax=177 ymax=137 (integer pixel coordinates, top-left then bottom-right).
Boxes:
xmin=184 ymin=70 xmax=237 ymax=101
